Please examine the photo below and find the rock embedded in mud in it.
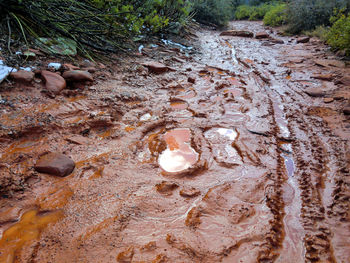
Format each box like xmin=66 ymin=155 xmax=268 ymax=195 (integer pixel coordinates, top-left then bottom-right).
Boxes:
xmin=34 ymin=153 xmax=75 ymax=177
xmin=179 ymin=187 xmax=200 ymax=198
xmin=117 ymin=247 xmax=134 ymax=263
xmin=62 ymin=70 xmax=93 ymax=82
xmin=188 ymin=75 xmax=196 ymax=84
xmin=311 ymin=74 xmax=334 ymax=81
xmin=323 ymin=98 xmax=334 ymax=103
xmin=10 ymin=70 xmax=34 ymax=83
xmin=41 ymin=70 xmax=66 ymax=95
xmin=296 ymin=36 xmax=310 ymax=43
xmin=343 ymin=106 xmax=350 ymax=115
xmin=305 ymin=88 xmax=327 ymax=98
xmin=255 ymin=32 xmax=269 ymax=39
xmin=338 ymin=76 xmax=350 ymax=86
xmin=156 ymin=181 xmax=179 ymax=195
xmin=142 ymin=62 xmax=169 ymax=74
xmin=220 ymin=30 xmax=254 ymax=38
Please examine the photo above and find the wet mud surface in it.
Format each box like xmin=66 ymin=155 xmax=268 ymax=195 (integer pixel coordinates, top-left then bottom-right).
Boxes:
xmin=1 ymin=21 xmax=350 ymax=262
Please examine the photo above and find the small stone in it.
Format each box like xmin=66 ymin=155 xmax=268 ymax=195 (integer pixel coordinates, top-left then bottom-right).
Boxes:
xmin=343 ymin=106 xmax=350 ymax=115
xmin=35 ymin=153 xmax=75 ymax=177
xmin=188 ymin=75 xmax=196 ymax=84
xmin=41 ymin=70 xmax=66 ymax=95
xmin=297 ymin=36 xmax=310 ymax=43
xmin=311 ymin=74 xmax=334 ymax=81
xmin=155 ymin=181 xmax=179 ymax=195
xmin=255 ymin=31 xmax=269 ymax=39
xmin=179 ymin=187 xmax=200 ymax=198
xmin=270 ymin=38 xmax=284 ymax=44
xmin=62 ymin=64 xmax=80 ymax=71
xmin=338 ymin=76 xmax=350 ymax=86
xmin=142 ymin=62 xmax=169 ymax=74
xmin=220 ymin=30 xmax=254 ymax=37
xmin=10 ymin=70 xmax=34 ymax=83
xmin=305 ymin=88 xmax=326 ymax=97
xmin=323 ymin=98 xmax=334 ymax=103
xmin=62 ymin=70 xmax=93 ymax=82
xmin=65 ymin=135 xmax=88 ymax=145
xmin=117 ymin=247 xmax=134 ymax=263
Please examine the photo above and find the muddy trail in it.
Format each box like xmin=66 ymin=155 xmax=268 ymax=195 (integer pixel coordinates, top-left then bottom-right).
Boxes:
xmin=0 ymin=21 xmax=350 ymax=263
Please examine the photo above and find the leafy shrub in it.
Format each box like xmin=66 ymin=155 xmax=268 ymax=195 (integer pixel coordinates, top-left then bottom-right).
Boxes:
xmin=192 ymin=0 xmax=234 ymax=27
xmin=249 ymin=3 xmax=275 ymax=21
xmin=263 ymin=3 xmax=287 ymax=26
xmin=0 ymin=0 xmax=192 ymax=53
xmin=286 ymin=0 xmax=348 ymax=34
xmin=235 ymin=5 xmax=253 ymax=20
xmin=304 ymin=26 xmax=329 ymax=41
xmin=327 ymin=11 xmax=350 ymax=55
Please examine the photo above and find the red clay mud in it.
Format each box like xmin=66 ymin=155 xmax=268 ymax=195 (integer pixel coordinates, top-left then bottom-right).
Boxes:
xmin=0 ymin=21 xmax=349 ymax=262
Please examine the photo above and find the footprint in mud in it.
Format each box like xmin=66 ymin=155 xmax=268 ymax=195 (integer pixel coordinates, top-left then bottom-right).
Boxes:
xmin=158 ymin=128 xmax=199 ymax=174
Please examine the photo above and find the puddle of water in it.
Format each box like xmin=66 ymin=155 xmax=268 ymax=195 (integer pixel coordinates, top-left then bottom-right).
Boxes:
xmin=216 ymin=128 xmax=238 ymax=141
xmin=170 ymin=101 xmax=188 ymax=110
xmin=158 ymin=129 xmax=198 ymax=174
xmin=279 ymin=146 xmax=305 ymax=263
xmin=0 ymin=209 xmax=63 ymax=263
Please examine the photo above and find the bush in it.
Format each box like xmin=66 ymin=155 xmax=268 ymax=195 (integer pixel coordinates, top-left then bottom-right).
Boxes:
xmin=192 ymin=0 xmax=234 ymax=27
xmin=286 ymin=0 xmax=348 ymax=34
xmin=304 ymin=26 xmax=329 ymax=41
xmin=235 ymin=5 xmax=253 ymax=20
xmin=249 ymin=3 xmax=275 ymax=21
xmin=327 ymin=11 xmax=350 ymax=55
xmin=263 ymin=3 xmax=287 ymax=26
xmin=0 ymin=0 xmax=192 ymax=53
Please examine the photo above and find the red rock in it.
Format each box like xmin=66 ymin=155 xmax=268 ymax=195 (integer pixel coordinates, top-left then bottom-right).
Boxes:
xmin=255 ymin=31 xmax=269 ymax=39
xmin=220 ymin=30 xmax=254 ymax=37
xmin=311 ymin=74 xmax=334 ymax=81
xmin=338 ymin=76 xmax=350 ymax=86
xmin=62 ymin=70 xmax=93 ymax=82
xmin=305 ymin=88 xmax=326 ymax=97
xmin=62 ymin=64 xmax=80 ymax=71
xmin=343 ymin=106 xmax=350 ymax=115
xmin=297 ymin=36 xmax=310 ymax=43
xmin=10 ymin=70 xmax=34 ymax=83
xmin=314 ymin=59 xmax=346 ymax=68
xmin=65 ymin=134 xmax=88 ymax=145
xmin=270 ymin=38 xmax=284 ymax=44
xmin=172 ymin=57 xmax=186 ymax=63
xmin=179 ymin=187 xmax=200 ymax=198
xmin=142 ymin=62 xmax=169 ymax=74
xmin=155 ymin=181 xmax=179 ymax=195
xmin=41 ymin=70 xmax=66 ymax=95
xmin=35 ymin=153 xmax=75 ymax=177
xmin=188 ymin=75 xmax=196 ymax=84
xmin=323 ymin=98 xmax=334 ymax=103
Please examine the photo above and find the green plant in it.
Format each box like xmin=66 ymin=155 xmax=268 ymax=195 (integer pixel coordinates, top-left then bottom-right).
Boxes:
xmin=249 ymin=3 xmax=274 ymax=21
xmin=263 ymin=3 xmax=287 ymax=26
xmin=192 ymin=0 xmax=234 ymax=27
xmin=235 ymin=5 xmax=253 ymax=20
xmin=286 ymin=0 xmax=348 ymax=34
xmin=327 ymin=10 xmax=350 ymax=55
xmin=0 ymin=0 xmax=192 ymax=55
xmin=304 ymin=25 xmax=329 ymax=41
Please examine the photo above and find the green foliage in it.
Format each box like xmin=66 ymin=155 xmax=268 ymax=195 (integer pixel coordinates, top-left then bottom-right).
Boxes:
xmin=286 ymin=0 xmax=348 ymax=34
xmin=304 ymin=26 xmax=329 ymax=41
xmin=263 ymin=3 xmax=287 ymax=26
xmin=0 ymin=0 xmax=192 ymax=53
xmin=192 ymin=0 xmax=235 ymax=27
xmin=235 ymin=2 xmax=281 ymax=21
xmin=327 ymin=10 xmax=350 ymax=55
xmin=235 ymin=5 xmax=252 ymax=20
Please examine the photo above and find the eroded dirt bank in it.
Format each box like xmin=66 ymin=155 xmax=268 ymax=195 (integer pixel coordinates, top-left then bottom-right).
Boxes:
xmin=0 ymin=21 xmax=349 ymax=263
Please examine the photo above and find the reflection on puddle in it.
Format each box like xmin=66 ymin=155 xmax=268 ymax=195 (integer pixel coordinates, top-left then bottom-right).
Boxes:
xmin=158 ymin=129 xmax=198 ymax=173
xmin=170 ymin=101 xmax=188 ymax=110
xmin=216 ymin=128 xmax=238 ymax=141
xmin=0 ymin=209 xmax=63 ymax=263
